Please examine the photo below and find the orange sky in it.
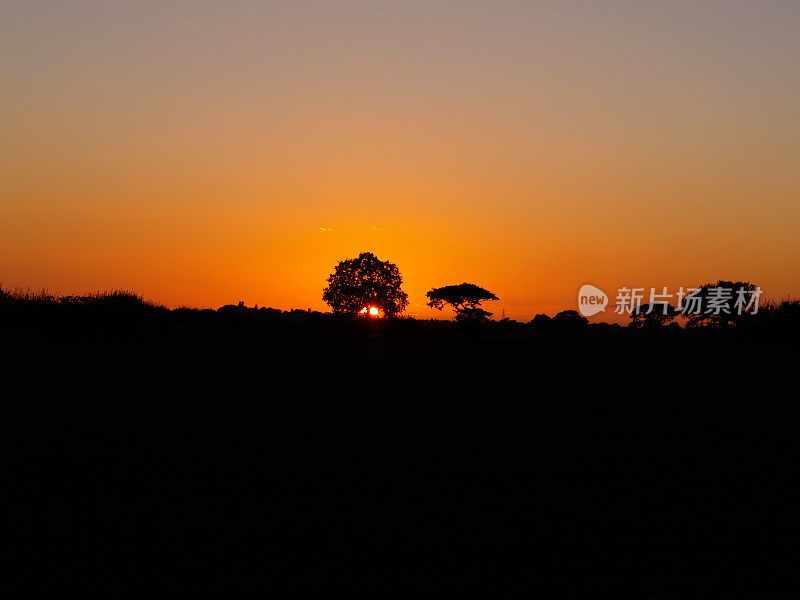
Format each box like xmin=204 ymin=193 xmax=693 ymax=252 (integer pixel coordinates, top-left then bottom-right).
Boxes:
xmin=2 ymin=2 xmax=799 ymax=320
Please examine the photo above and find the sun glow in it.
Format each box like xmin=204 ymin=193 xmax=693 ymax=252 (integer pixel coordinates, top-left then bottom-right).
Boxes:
xmin=359 ymin=306 xmax=381 ymax=317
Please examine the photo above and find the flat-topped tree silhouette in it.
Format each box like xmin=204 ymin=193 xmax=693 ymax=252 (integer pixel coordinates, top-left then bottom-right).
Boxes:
xmin=323 ymin=252 xmax=408 ymax=318
xmin=426 ymin=283 xmax=498 ymax=322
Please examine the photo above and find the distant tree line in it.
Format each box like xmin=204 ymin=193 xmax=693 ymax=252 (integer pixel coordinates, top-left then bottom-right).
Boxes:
xmin=3 ymin=266 xmax=798 ymax=344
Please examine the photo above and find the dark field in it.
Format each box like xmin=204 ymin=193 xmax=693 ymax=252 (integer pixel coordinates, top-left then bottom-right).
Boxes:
xmin=4 ymin=321 xmax=799 ymax=595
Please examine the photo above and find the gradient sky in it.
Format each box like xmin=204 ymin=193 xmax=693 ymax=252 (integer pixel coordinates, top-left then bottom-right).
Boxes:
xmin=2 ymin=1 xmax=799 ymax=320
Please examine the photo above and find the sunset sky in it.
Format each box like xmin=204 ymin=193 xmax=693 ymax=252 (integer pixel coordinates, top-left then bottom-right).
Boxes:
xmin=2 ymin=1 xmax=798 ymax=320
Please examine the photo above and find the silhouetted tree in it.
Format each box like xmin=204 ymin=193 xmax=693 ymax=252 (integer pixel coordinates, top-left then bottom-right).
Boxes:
xmin=630 ymin=303 xmax=677 ymax=328
xmin=529 ymin=313 xmax=552 ymax=328
xmin=682 ymin=280 xmax=759 ymax=328
xmin=322 ymin=252 xmax=408 ymax=318
xmin=426 ymin=283 xmax=498 ymax=322
xmin=553 ymin=309 xmax=588 ymax=329
xmin=754 ymin=298 xmax=800 ymax=336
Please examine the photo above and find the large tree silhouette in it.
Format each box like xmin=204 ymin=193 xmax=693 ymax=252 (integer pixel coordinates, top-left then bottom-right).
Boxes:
xmin=682 ymin=280 xmax=759 ymax=328
xmin=322 ymin=252 xmax=408 ymax=318
xmin=426 ymin=283 xmax=498 ymax=322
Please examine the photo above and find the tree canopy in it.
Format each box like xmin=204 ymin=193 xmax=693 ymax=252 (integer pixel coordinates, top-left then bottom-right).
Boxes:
xmin=426 ymin=283 xmax=498 ymax=322
xmin=322 ymin=252 xmax=408 ymax=318
xmin=682 ymin=280 xmax=759 ymax=328
xmin=553 ymin=309 xmax=589 ymax=329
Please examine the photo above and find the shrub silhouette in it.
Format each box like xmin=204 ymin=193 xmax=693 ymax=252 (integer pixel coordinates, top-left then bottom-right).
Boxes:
xmin=426 ymin=283 xmax=498 ymax=322
xmin=553 ymin=309 xmax=588 ymax=329
xmin=529 ymin=313 xmax=552 ymax=327
xmin=322 ymin=252 xmax=408 ymax=318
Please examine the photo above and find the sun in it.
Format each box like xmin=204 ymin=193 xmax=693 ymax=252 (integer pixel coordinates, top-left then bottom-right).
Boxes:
xmin=359 ymin=306 xmax=381 ymax=317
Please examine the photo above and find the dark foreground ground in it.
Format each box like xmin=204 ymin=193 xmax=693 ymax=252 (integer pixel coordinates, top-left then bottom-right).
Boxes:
xmin=4 ymin=323 xmax=799 ymax=595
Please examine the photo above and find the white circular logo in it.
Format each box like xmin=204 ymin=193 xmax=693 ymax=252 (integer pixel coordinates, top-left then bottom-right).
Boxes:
xmin=577 ymin=284 xmax=608 ymax=317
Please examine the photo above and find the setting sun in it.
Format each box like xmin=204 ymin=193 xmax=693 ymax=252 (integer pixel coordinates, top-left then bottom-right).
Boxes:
xmin=359 ymin=306 xmax=381 ymax=317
